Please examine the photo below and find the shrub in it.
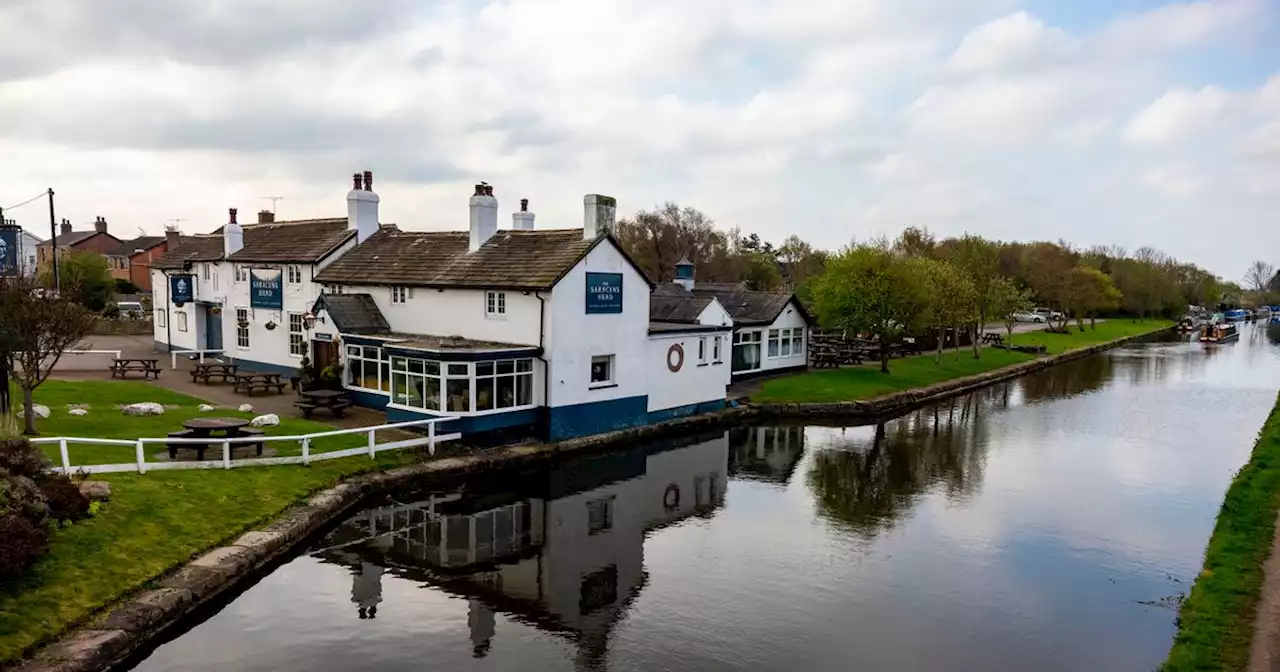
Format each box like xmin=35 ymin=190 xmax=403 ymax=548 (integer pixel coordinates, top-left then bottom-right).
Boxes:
xmin=39 ymin=474 xmax=90 ymax=523
xmin=0 ymin=439 xmax=52 ymax=479
xmin=0 ymin=514 xmax=50 ymax=577
xmin=0 ymin=470 xmax=49 ymax=522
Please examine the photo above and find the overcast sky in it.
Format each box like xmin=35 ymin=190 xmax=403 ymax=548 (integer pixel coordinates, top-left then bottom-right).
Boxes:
xmin=0 ymin=0 xmax=1276 ymax=279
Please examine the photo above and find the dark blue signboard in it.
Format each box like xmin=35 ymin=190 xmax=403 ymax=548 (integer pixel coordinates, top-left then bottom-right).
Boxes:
xmin=169 ymin=274 xmax=194 ymax=305
xmin=0 ymin=226 xmax=18 ymax=277
xmin=585 ymin=272 xmax=623 ymax=314
xmin=250 ymin=269 xmax=283 ymax=310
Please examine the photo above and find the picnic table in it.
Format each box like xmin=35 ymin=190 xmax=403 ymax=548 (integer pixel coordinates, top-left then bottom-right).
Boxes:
xmin=110 ymin=358 xmax=161 ymax=380
xmin=295 ymin=389 xmax=353 ymax=419
xmin=981 ymin=332 xmax=1004 ymax=346
xmin=166 ymin=417 xmax=264 ymax=460
xmin=233 ymin=371 xmax=287 ymax=396
xmin=190 ymin=362 xmax=239 ymax=384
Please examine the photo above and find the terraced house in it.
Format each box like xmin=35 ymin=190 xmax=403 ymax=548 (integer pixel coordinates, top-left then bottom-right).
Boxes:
xmin=150 ymin=173 xmax=733 ymax=441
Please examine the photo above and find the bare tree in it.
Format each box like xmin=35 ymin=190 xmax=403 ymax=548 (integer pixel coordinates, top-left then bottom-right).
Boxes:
xmin=0 ymin=276 xmax=98 ymax=434
xmin=1244 ymin=260 xmax=1275 ymax=293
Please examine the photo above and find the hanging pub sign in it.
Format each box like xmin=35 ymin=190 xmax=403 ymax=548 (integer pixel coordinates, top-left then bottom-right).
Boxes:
xmin=250 ymin=269 xmax=283 ymax=309
xmin=169 ymin=274 xmax=194 ymax=306
xmin=585 ymin=272 xmax=623 ymax=314
xmin=0 ymin=225 xmax=18 ymax=277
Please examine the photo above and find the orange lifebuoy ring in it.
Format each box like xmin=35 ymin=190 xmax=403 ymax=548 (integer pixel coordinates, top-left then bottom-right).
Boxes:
xmin=663 ymin=483 xmax=680 ymax=510
xmin=667 ymin=343 xmax=684 ymax=372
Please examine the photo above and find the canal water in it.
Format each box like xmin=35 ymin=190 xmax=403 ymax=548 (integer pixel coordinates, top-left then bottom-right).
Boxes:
xmin=130 ymin=324 xmax=1280 ymax=672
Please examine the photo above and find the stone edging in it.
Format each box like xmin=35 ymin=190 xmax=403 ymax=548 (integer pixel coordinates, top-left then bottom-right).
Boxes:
xmin=14 ymin=325 xmax=1165 ymax=671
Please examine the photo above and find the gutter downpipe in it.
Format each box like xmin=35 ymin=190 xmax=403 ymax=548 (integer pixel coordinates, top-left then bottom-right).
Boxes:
xmin=162 ymin=271 xmax=173 ymax=352
xmin=535 ymin=291 xmax=549 ymax=439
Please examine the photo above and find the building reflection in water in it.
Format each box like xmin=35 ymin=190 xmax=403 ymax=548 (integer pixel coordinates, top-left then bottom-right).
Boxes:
xmin=727 ymin=425 xmax=807 ymax=485
xmin=312 ymin=430 xmax=729 ymax=669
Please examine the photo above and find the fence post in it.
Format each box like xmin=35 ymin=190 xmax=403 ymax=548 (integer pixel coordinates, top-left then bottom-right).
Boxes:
xmin=301 ymin=437 xmax=310 ymax=465
xmin=368 ymin=428 xmax=376 ymax=458
xmin=135 ymin=439 xmax=147 ymax=475
xmin=171 ymin=351 xmax=178 ymax=370
xmin=223 ymin=440 xmax=231 ymax=469
xmin=59 ymin=439 xmax=70 ymax=472
xmin=428 ymin=422 xmax=436 ymax=455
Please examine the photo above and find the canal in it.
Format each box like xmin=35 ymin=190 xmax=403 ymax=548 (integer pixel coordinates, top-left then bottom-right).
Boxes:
xmin=129 ymin=324 xmax=1280 ymax=671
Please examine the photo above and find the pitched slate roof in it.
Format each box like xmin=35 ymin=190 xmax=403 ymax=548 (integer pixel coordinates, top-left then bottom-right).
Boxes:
xmin=150 ymin=235 xmax=225 ymax=270
xmin=314 ymin=227 xmax=653 ymax=291
xmin=228 ymin=218 xmax=354 ymax=263
xmin=313 ymin=293 xmax=390 ymax=335
xmin=690 ymin=283 xmax=811 ymax=326
xmin=42 ymin=230 xmax=110 ymax=247
xmin=649 ymin=283 xmax=712 ymax=323
xmin=105 ymin=236 xmax=165 ymax=257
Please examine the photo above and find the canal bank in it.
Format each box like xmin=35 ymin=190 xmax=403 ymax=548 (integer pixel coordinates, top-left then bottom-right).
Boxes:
xmin=5 ymin=320 xmax=1175 ymax=671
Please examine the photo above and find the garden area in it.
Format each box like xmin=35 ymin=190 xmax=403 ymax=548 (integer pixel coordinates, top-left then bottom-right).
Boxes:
xmin=0 ymin=379 xmax=422 ymax=665
xmin=754 ymin=319 xmax=1171 ymax=404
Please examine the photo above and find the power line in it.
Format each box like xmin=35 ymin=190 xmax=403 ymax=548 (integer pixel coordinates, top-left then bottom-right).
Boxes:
xmin=2 ymin=191 xmax=48 ymax=211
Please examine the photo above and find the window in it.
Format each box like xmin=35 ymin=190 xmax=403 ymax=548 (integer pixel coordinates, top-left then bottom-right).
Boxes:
xmin=176 ymin=311 xmax=188 ymax=332
xmin=234 ymin=265 xmax=247 ymax=283
xmin=590 ymin=355 xmax=614 ymax=387
xmin=768 ymin=327 xmax=804 ymax=358
xmin=391 ymin=286 xmax=409 ymax=304
xmin=697 ymin=337 xmax=707 ymax=364
xmin=390 ymin=356 xmax=534 ymax=413
xmin=156 ymin=310 xmax=166 ymax=328
xmin=486 ymin=291 xmax=506 ymax=317
xmin=287 ymin=265 xmax=302 ymax=284
xmin=712 ymin=335 xmax=723 ymax=363
xmin=202 ymin=263 xmax=210 ymax=281
xmin=587 ymin=496 xmax=614 ymax=535
xmin=732 ymin=330 xmax=763 ymax=373
xmin=236 ymin=308 xmax=249 ymax=349
xmin=288 ymin=313 xmax=305 ymax=357
xmin=347 ymin=345 xmax=391 ymax=392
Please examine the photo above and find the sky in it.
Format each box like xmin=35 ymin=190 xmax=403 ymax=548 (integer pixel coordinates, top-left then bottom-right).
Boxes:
xmin=0 ymin=0 xmax=1276 ymax=280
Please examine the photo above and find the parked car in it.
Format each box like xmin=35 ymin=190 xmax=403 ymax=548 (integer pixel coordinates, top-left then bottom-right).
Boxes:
xmin=115 ymin=301 xmax=145 ymax=319
xmin=1033 ymin=307 xmax=1063 ymax=321
xmin=1011 ymin=311 xmax=1044 ymax=323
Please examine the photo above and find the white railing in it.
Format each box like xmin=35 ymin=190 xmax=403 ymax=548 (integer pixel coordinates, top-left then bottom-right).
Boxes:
xmin=64 ymin=349 xmax=124 ymax=360
xmin=30 ymin=417 xmax=462 ymax=475
xmin=170 ymin=349 xmax=229 ymax=369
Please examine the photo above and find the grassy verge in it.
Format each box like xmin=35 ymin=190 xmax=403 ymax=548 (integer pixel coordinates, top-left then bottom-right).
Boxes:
xmin=1164 ymin=393 xmax=1280 ymax=671
xmin=0 ymin=381 xmax=419 ymax=664
xmin=754 ymin=319 xmax=1171 ymax=403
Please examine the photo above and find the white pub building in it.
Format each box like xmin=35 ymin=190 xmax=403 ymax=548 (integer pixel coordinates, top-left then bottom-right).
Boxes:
xmin=152 ymin=172 xmax=808 ymax=442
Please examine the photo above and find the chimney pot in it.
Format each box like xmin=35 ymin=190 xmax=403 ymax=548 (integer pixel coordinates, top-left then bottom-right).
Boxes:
xmin=469 ymin=182 xmax=499 ymax=251
xmin=60 ymin=219 xmax=72 ymax=235
xmin=229 ymin=208 xmax=238 ymax=224
xmin=352 ymin=173 xmax=362 ymax=190
xmin=94 ymin=216 xmax=107 ymax=233
xmin=362 ymin=170 xmax=373 ymax=191
xmin=520 ymin=198 xmax=528 ymax=212
xmin=258 ymin=210 xmax=274 ymax=224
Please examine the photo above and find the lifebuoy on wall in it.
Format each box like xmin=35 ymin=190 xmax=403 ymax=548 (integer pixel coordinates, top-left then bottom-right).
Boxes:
xmin=663 ymin=483 xmax=680 ymax=510
xmin=667 ymin=343 xmax=684 ymax=372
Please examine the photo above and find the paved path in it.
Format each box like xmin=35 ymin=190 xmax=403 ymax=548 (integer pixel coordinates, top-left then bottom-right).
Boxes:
xmin=1249 ymin=516 xmax=1280 ymax=671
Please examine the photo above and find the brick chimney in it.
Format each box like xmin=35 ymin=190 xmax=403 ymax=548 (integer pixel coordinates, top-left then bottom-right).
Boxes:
xmin=258 ymin=210 xmax=275 ymax=224
xmin=164 ymin=225 xmax=180 ymax=250
xmin=94 ymin=216 xmax=107 ymax=233
xmin=60 ymin=219 xmax=71 ymax=235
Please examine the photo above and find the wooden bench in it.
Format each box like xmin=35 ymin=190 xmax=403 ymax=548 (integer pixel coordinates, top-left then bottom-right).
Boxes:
xmin=166 ymin=430 xmax=210 ymax=460
xmin=294 ymin=400 xmax=352 ymax=419
xmin=190 ymin=363 xmax=239 ymax=384
xmin=233 ymin=373 xmax=287 ymax=396
xmin=110 ymin=359 xmax=161 ymax=380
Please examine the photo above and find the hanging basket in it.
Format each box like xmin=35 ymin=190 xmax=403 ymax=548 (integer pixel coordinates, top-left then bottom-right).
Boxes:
xmin=210 ymin=306 xmax=222 ymax=315
xmin=265 ymin=321 xmax=278 ymax=331
xmin=236 ymin=320 xmax=249 ymax=329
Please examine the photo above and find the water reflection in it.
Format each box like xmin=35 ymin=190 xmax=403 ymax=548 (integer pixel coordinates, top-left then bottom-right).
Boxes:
xmin=727 ymin=425 xmax=807 ymax=484
xmin=310 ymin=432 xmax=728 ymax=666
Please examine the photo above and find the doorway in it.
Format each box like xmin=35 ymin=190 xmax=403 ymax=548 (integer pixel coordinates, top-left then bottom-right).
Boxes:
xmin=205 ymin=308 xmax=223 ymax=351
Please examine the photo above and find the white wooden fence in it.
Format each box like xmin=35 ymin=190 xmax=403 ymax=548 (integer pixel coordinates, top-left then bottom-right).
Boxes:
xmin=30 ymin=417 xmax=461 ymax=475
xmin=169 ymin=349 xmax=228 ymax=369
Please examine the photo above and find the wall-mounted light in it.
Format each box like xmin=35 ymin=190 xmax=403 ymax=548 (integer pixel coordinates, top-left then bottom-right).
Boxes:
xmin=302 ymin=311 xmax=325 ymax=330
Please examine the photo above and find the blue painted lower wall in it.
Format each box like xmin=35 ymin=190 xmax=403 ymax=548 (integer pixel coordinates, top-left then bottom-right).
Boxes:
xmin=384 ymin=404 xmax=541 ymax=436
xmin=548 ymin=395 xmax=650 ymax=442
xmin=647 ymin=399 xmax=726 ymax=424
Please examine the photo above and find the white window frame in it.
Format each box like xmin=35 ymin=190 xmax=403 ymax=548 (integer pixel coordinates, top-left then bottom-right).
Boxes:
xmin=768 ymin=327 xmax=803 ymax=359
xmin=288 ymin=312 xmax=305 ymax=357
xmin=287 ymin=265 xmax=303 ymax=284
xmin=345 ymin=345 xmax=391 ymax=393
xmin=391 ymin=286 xmax=410 ymax=305
xmin=697 ymin=337 xmax=707 ymax=364
xmin=202 ymin=263 xmax=210 ymax=281
xmin=234 ymin=265 xmax=247 ymax=283
xmin=387 ymin=356 xmax=535 ymax=415
xmin=175 ymin=311 xmax=188 ymax=332
xmin=712 ymin=335 xmax=722 ymax=363
xmin=156 ymin=310 xmax=166 ymax=328
xmin=235 ymin=307 xmax=250 ymax=349
xmin=486 ymin=290 xmax=506 ymax=318
xmin=590 ymin=354 xmax=615 ymax=388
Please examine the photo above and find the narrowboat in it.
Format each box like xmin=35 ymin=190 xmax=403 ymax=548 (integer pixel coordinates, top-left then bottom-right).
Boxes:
xmin=1224 ymin=309 xmax=1248 ymax=322
xmin=1200 ymin=323 xmax=1240 ymax=344
xmin=1176 ymin=316 xmax=1201 ymax=333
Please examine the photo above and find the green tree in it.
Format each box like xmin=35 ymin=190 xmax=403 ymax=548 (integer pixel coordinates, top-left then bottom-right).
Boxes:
xmin=990 ymin=277 xmax=1034 ymax=344
xmin=743 ymin=252 xmax=783 ymax=291
xmin=811 ymin=242 xmax=927 ymax=374
xmin=914 ymin=259 xmax=977 ymax=362
xmin=1065 ymin=265 xmax=1122 ymax=331
xmin=950 ymin=235 xmax=1001 ymax=358
xmin=40 ymin=251 xmax=113 ymax=311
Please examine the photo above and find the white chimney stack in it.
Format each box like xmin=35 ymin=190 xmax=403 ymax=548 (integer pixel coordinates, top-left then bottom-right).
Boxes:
xmin=224 ymin=208 xmax=244 ymax=256
xmin=347 ymin=170 xmax=380 ymax=245
xmin=583 ymin=194 xmax=616 ymax=240
xmin=469 ymin=183 xmax=498 ymax=252
xmin=512 ymin=198 xmax=535 ymax=230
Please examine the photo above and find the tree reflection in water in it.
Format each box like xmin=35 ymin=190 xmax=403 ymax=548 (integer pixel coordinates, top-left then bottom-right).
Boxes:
xmin=807 ymin=384 xmax=1008 ymax=539
xmin=1017 ymin=352 xmax=1115 ymax=404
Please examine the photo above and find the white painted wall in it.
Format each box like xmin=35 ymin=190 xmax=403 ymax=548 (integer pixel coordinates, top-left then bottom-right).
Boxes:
xmin=697 ymin=298 xmax=733 ymax=328
xmin=328 ymin=284 xmax=542 ymax=347
xmin=645 ymin=331 xmax=731 ymax=412
xmin=151 ymin=269 xmax=200 ymax=351
xmin=758 ymin=299 xmax=809 ymax=373
xmin=220 ymin=260 xmax=324 ymax=368
xmin=545 ymin=240 xmax=651 ymax=409
xmin=19 ymin=231 xmax=40 ymax=277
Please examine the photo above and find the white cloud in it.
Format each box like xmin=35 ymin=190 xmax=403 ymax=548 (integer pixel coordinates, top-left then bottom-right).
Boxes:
xmin=1141 ymin=163 xmax=1203 ymax=198
xmin=1123 ymin=86 xmax=1233 ymax=145
xmin=947 ymin=11 xmax=1079 ymax=75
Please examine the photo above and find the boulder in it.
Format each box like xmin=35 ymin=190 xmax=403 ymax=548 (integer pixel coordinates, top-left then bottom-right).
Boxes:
xmin=237 ymin=404 xmax=254 ymax=413
xmin=197 ymin=404 xmax=217 ymax=412
xmin=77 ymin=480 xmax=112 ymax=502
xmin=121 ymin=402 xmax=165 ymax=417
xmin=68 ymin=409 xmax=88 ymax=417
xmin=19 ymin=404 xmax=51 ymax=419
xmin=249 ymin=414 xmax=279 ymax=428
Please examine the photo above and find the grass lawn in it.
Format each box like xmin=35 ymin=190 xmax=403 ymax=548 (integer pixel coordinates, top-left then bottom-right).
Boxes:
xmin=754 ymin=318 xmax=1171 ymax=404
xmin=1163 ymin=393 xmax=1280 ymax=671
xmin=0 ymin=380 xmax=421 ymax=664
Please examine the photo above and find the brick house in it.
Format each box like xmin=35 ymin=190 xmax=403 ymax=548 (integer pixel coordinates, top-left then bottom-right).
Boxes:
xmin=105 ymin=231 xmax=176 ymax=292
xmin=36 ymin=217 xmax=122 ymax=275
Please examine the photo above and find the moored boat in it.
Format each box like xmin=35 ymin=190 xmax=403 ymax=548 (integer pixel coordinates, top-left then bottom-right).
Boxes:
xmin=1176 ymin=316 xmax=1201 ymax=333
xmin=1200 ymin=323 xmax=1240 ymax=344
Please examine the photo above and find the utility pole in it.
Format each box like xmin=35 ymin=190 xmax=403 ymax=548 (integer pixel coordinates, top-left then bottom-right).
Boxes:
xmin=47 ymin=188 xmax=60 ymax=295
